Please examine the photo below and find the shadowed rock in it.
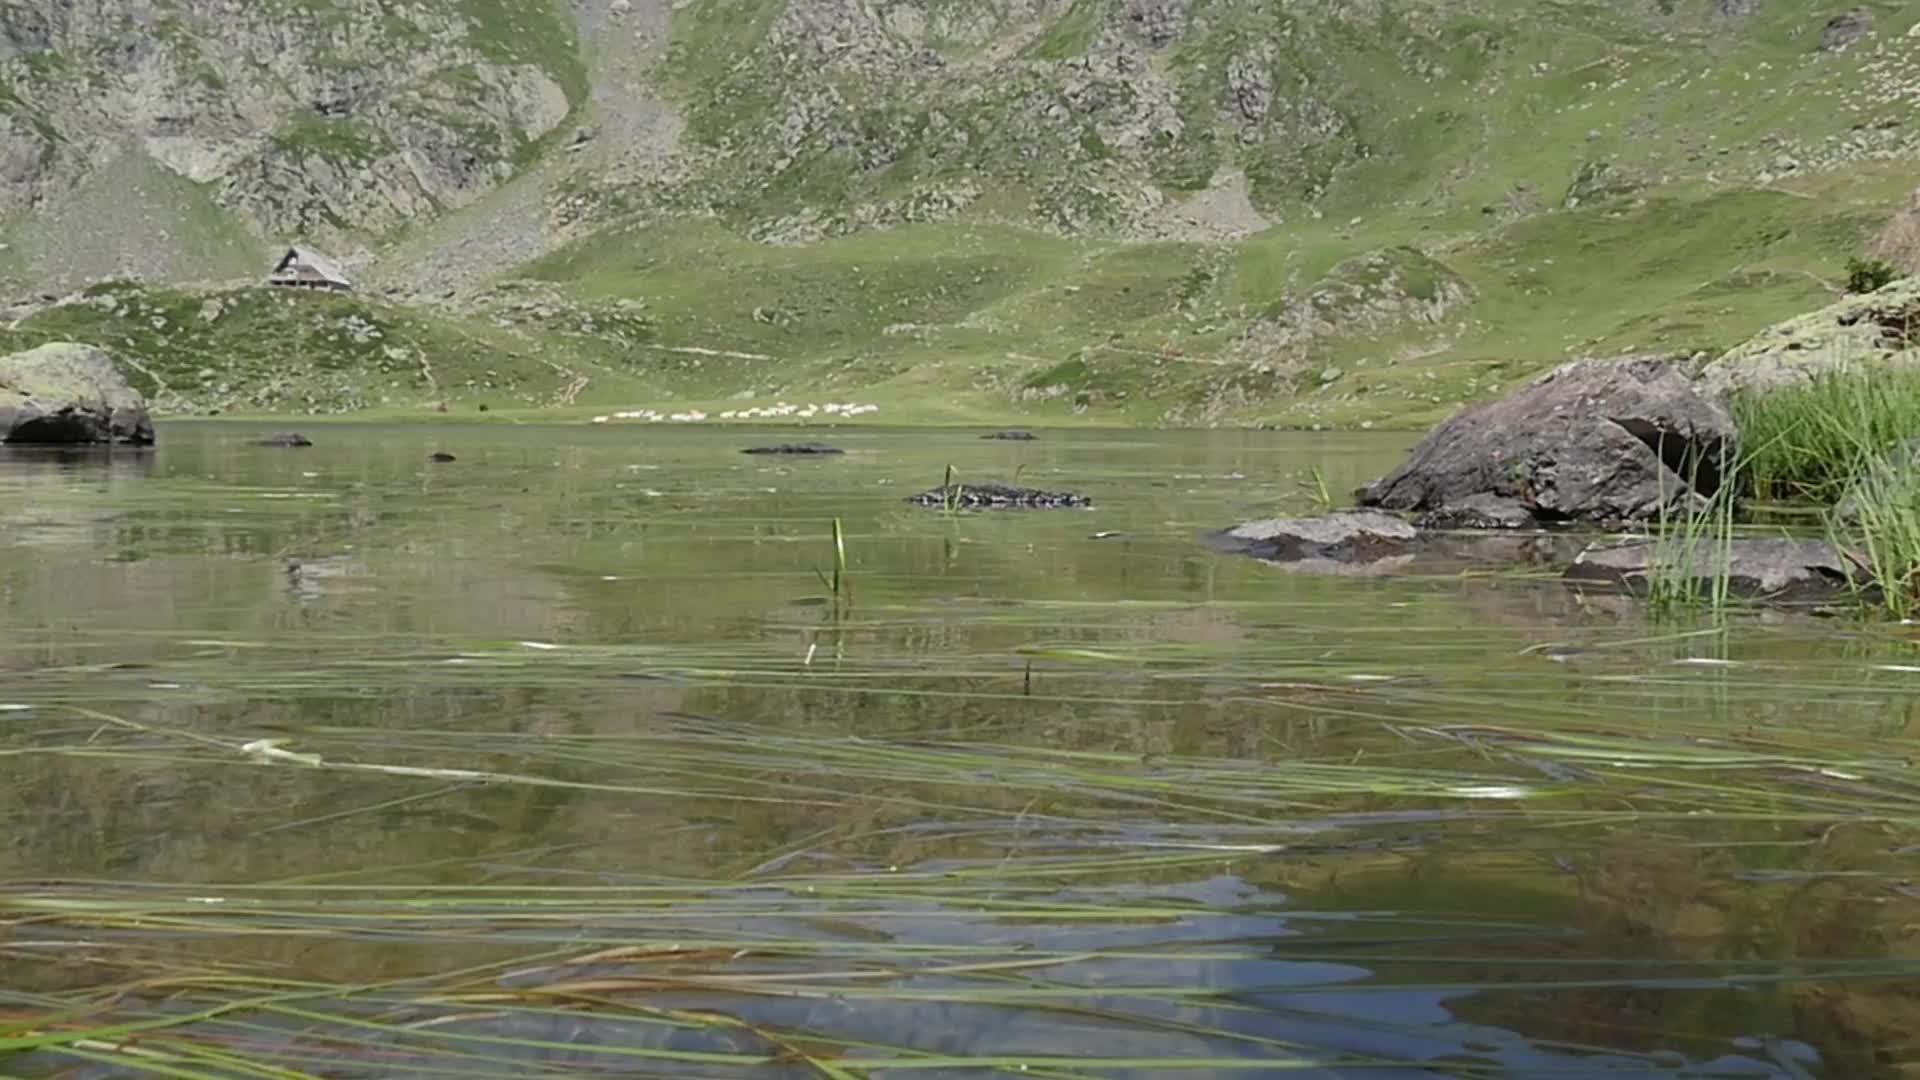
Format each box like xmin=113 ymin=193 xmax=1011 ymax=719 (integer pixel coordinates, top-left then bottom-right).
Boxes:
xmin=742 ymin=442 xmax=843 ymax=455
xmin=981 ymin=430 xmax=1038 ymax=441
xmin=1359 ymin=356 xmax=1735 ymax=526
xmin=1415 ymin=494 xmax=1535 ymax=530
xmin=1563 ymin=538 xmax=1856 ymax=603
xmin=256 ymin=433 xmax=313 ymax=447
xmin=0 ymin=342 xmax=154 ymax=446
xmin=1209 ymin=511 xmax=1417 ymax=562
xmin=1819 ymin=8 xmax=1872 ymax=51
xmin=908 ymin=482 xmax=1089 ymax=510
xmin=429 ymin=451 xmax=456 ymax=462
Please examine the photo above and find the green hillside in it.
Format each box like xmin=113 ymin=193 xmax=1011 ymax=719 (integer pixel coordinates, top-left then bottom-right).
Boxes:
xmin=2 ymin=0 xmax=1915 ymax=425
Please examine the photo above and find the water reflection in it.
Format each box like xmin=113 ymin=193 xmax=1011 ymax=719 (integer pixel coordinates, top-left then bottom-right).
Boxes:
xmin=0 ymin=423 xmax=1917 ymax=1075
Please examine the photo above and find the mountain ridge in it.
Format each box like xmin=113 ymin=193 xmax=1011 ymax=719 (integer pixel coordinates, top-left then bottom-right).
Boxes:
xmin=0 ymin=0 xmax=1915 ymax=426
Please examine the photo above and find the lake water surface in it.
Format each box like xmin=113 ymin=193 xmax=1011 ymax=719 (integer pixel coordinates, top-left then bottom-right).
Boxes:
xmin=4 ymin=423 xmax=1920 ymax=1077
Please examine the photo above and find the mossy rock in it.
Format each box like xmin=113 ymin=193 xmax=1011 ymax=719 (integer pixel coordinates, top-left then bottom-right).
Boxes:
xmin=0 ymin=342 xmax=154 ymax=444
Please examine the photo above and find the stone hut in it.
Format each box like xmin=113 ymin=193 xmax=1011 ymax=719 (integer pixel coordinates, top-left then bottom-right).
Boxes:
xmin=267 ymin=246 xmax=353 ymax=292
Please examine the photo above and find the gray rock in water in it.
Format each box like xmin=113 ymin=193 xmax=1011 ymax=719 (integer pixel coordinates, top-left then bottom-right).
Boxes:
xmin=1212 ymin=510 xmax=1417 ymax=562
xmin=1563 ymin=538 xmax=1855 ymax=603
xmin=0 ymin=342 xmax=153 ymax=445
xmin=1359 ymin=356 xmax=1736 ymax=525
xmin=981 ymin=430 xmax=1038 ymax=441
xmin=1415 ymin=494 xmax=1536 ymax=530
xmin=742 ymin=442 xmax=843 ymax=455
xmin=908 ymin=482 xmax=1089 ymax=510
xmin=256 ymin=432 xmax=313 ymax=447
xmin=1819 ymin=8 xmax=1872 ymax=51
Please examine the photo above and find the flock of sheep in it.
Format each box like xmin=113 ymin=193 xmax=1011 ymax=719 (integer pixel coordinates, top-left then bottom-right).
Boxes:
xmin=589 ymin=401 xmax=883 ymax=424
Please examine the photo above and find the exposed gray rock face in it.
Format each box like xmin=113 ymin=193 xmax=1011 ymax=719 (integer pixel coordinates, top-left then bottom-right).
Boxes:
xmin=0 ymin=115 xmax=52 ymax=215
xmin=1211 ymin=511 xmax=1417 ymax=562
xmin=0 ymin=343 xmax=154 ymax=445
xmin=1359 ymin=356 xmax=1736 ymax=525
xmin=1127 ymin=0 xmax=1188 ymax=47
xmin=1564 ymin=538 xmax=1855 ymax=603
xmin=1563 ymin=160 xmax=1643 ymax=208
xmin=0 ymin=1 xmax=577 ymax=252
xmin=1819 ymin=8 xmax=1873 ymax=51
xmin=1227 ymin=53 xmax=1272 ymax=122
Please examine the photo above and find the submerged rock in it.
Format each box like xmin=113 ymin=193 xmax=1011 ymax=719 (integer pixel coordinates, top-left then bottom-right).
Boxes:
xmin=1359 ymin=356 xmax=1735 ymax=526
xmin=742 ymin=442 xmax=844 ymax=455
xmin=981 ymin=430 xmax=1038 ymax=440
xmin=908 ymin=482 xmax=1090 ymax=510
xmin=1210 ymin=511 xmax=1417 ymax=562
xmin=256 ymin=432 xmax=313 ymax=447
xmin=428 ymin=451 xmax=456 ymax=463
xmin=1563 ymin=538 xmax=1856 ymax=603
xmin=0 ymin=342 xmax=153 ymax=446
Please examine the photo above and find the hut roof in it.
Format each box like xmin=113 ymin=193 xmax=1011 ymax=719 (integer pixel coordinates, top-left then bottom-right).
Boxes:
xmin=271 ymin=245 xmax=352 ymax=287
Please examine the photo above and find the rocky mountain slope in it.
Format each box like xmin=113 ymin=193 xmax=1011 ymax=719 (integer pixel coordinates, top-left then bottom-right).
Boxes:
xmin=0 ymin=0 xmax=585 ymax=283
xmin=1 ymin=0 xmax=1917 ymax=425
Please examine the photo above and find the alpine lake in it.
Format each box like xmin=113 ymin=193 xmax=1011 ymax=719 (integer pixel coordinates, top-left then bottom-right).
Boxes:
xmin=4 ymin=422 xmax=1920 ymax=1078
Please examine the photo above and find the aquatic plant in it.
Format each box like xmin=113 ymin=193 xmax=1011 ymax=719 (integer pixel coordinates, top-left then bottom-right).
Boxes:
xmin=9 ymin=686 xmax=1920 ymax=1077
xmin=1644 ymin=466 xmax=1738 ymax=616
xmin=1298 ymin=465 xmax=1335 ymax=513
xmin=1828 ymin=460 xmax=1920 ymax=618
xmin=15 ymin=429 xmax=1920 ymax=1075
xmin=941 ymin=464 xmax=964 ymax=514
xmin=1732 ymin=364 xmax=1920 ymax=503
xmin=811 ymin=516 xmax=851 ymax=615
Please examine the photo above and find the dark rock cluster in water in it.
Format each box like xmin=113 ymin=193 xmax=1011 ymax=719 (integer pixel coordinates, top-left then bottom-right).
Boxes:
xmin=1358 ymin=356 xmax=1734 ymax=528
xmin=256 ymin=432 xmax=313 ymax=447
xmin=981 ymin=430 xmax=1037 ymax=440
xmin=742 ymin=442 xmax=844 ymax=455
xmin=429 ymin=451 xmax=456 ymax=462
xmin=908 ymin=482 xmax=1090 ymax=510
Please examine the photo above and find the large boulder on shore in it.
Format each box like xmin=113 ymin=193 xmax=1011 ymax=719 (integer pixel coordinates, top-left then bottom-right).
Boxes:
xmin=1358 ymin=356 xmax=1735 ymax=525
xmin=1563 ymin=538 xmax=1856 ymax=604
xmin=0 ymin=343 xmax=153 ymax=445
xmin=1692 ymin=277 xmax=1920 ymax=402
